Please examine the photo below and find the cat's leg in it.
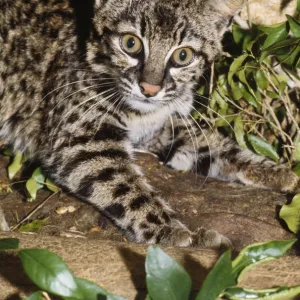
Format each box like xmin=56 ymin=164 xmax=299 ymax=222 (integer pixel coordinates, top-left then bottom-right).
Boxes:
xmin=145 ymin=117 xmax=299 ymax=193
xmin=41 ymin=123 xmax=230 ymax=248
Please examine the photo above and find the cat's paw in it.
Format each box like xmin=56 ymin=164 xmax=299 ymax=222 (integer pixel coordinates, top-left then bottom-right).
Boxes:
xmin=159 ymin=225 xmax=231 ymax=249
xmin=192 ymin=227 xmax=232 ymax=249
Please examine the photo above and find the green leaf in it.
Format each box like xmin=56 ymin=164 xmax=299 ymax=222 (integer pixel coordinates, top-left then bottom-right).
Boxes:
xmin=260 ymin=22 xmax=289 ymax=49
xmin=293 ymin=142 xmax=300 ymax=161
xmin=247 ymin=135 xmax=279 ymax=162
xmin=280 ymin=194 xmax=300 ymax=234
xmin=230 ymin=81 xmax=244 ymax=101
xmin=234 ymin=117 xmax=247 ymax=149
xmin=26 ymin=168 xmax=46 ymax=201
xmin=240 ymin=85 xmax=258 ymax=107
xmin=26 ymin=179 xmax=42 ymax=201
xmin=298 ymin=0 xmax=300 ymax=12
xmin=287 ymin=15 xmax=300 ymax=38
xmin=232 ymin=24 xmax=248 ymax=44
xmin=266 ymin=90 xmax=279 ymax=99
xmin=45 ymin=178 xmax=59 ymax=193
xmin=75 ymin=278 xmax=126 ymax=300
xmin=293 ymin=163 xmax=300 ymax=176
xmin=32 ymin=168 xmax=45 ymax=184
xmin=26 ymin=291 xmax=44 ymax=300
xmin=8 ymin=151 xmax=23 ymax=180
xmin=19 ymin=218 xmax=48 ymax=233
xmin=146 ymin=246 xmax=192 ymax=300
xmin=196 ymin=251 xmax=236 ymax=300
xmin=3 ymin=148 xmax=13 ymax=156
xmin=19 ymin=249 xmax=82 ymax=298
xmin=0 ymin=238 xmax=19 ymax=250
xmin=279 ymin=81 xmax=287 ymax=95
xmin=255 ymin=70 xmax=269 ymax=90
xmin=228 ymin=54 xmax=249 ymax=86
xmin=263 ymin=37 xmax=300 ymax=53
xmin=259 ymin=22 xmax=287 ymax=34
xmin=237 ymin=70 xmax=257 ymax=100
xmin=223 ymin=286 xmax=300 ymax=300
xmin=76 ymin=278 xmax=121 ymax=300
xmin=232 ymin=239 xmax=296 ymax=280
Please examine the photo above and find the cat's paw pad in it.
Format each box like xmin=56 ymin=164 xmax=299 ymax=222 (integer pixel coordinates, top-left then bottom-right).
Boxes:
xmin=192 ymin=227 xmax=232 ymax=250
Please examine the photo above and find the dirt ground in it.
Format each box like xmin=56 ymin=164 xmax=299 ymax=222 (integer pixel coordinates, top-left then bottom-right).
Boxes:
xmin=0 ymin=150 xmax=296 ymax=252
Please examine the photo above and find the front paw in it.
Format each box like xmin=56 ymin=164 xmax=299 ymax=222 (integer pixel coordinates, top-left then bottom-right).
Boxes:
xmin=159 ymin=224 xmax=231 ymax=249
xmin=192 ymin=227 xmax=232 ymax=249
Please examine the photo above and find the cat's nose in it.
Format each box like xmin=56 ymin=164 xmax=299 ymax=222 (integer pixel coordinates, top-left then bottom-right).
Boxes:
xmin=139 ymin=82 xmax=162 ymax=97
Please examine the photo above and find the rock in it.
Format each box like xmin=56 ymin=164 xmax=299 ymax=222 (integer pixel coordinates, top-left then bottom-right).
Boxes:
xmin=241 ymin=0 xmax=297 ymax=25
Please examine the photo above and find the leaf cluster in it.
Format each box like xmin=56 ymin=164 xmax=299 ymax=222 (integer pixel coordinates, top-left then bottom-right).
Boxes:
xmin=197 ymin=12 xmax=300 ymax=168
xmin=0 ymin=238 xmax=299 ymax=300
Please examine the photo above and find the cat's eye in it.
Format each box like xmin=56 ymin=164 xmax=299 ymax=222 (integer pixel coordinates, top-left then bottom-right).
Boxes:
xmin=121 ymin=34 xmax=142 ymax=55
xmin=171 ymin=47 xmax=195 ymax=67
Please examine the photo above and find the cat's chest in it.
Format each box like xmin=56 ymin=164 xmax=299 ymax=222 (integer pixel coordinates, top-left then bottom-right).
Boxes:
xmin=124 ymin=109 xmax=170 ymax=147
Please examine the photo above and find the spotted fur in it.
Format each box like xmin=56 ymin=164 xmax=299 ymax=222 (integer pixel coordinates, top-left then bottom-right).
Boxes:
xmin=0 ymin=0 xmax=299 ymax=248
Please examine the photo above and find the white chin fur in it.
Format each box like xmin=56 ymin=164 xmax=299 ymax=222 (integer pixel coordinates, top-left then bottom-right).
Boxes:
xmin=126 ymin=98 xmax=163 ymax=113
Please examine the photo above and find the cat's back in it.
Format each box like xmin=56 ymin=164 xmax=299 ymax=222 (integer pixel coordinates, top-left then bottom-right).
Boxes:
xmin=0 ymin=0 xmax=77 ymax=122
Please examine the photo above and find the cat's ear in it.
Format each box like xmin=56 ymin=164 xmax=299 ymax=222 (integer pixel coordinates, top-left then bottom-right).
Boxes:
xmin=211 ymin=0 xmax=247 ymax=17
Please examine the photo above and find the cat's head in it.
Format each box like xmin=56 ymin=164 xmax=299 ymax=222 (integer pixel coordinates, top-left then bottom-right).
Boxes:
xmin=87 ymin=0 xmax=245 ymax=115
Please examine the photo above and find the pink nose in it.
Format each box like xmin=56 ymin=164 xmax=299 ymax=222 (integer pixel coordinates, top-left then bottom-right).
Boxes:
xmin=139 ymin=82 xmax=162 ymax=97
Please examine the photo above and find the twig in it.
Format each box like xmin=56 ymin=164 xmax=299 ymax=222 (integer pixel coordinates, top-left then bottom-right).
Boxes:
xmin=11 ymin=192 xmax=59 ymax=231
xmin=42 ymin=292 xmax=52 ymax=300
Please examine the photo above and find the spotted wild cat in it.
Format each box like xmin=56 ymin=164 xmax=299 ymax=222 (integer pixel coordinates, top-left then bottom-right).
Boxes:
xmin=0 ymin=0 xmax=299 ymax=248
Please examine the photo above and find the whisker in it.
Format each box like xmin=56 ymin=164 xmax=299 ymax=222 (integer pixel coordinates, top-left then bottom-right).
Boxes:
xmin=174 ymin=97 xmax=213 ymax=189
xmin=48 ymin=82 xmax=115 ymax=116
xmin=192 ymin=91 xmax=235 ymax=131
xmin=50 ymin=88 xmax=117 ymax=146
xmin=173 ymin=99 xmax=199 ymax=175
xmin=76 ymin=90 xmax=119 ymax=126
xmin=44 ymin=78 xmax=115 ymax=100
xmin=95 ymin=95 xmax=123 ymax=135
xmin=163 ymin=115 xmax=175 ymax=164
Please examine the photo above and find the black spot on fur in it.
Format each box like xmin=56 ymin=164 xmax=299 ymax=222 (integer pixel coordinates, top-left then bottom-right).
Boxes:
xmin=146 ymin=213 xmax=162 ymax=225
xmin=77 ymin=182 xmax=94 ymax=198
xmin=197 ymin=156 xmax=214 ymax=176
xmin=127 ymin=225 xmax=135 ymax=235
xmin=113 ymin=183 xmax=131 ymax=198
xmin=158 ymin=139 xmax=185 ymax=163
xmin=198 ymin=146 xmax=209 ymax=154
xmin=130 ymin=195 xmax=150 ymax=210
xmin=55 ymin=136 xmax=91 ymax=152
xmin=99 ymin=149 xmax=129 ymax=159
xmin=162 ymin=212 xmax=171 ymax=223
xmin=143 ymin=231 xmax=155 ymax=240
xmin=140 ymin=223 xmax=149 ymax=229
xmin=155 ymin=229 xmax=165 ymax=243
xmin=224 ymin=148 xmax=240 ymax=163
xmin=97 ymin=168 xmax=116 ymax=181
xmin=95 ymin=123 xmax=127 ymax=142
xmin=60 ymin=150 xmax=105 ymax=178
xmin=105 ymin=204 xmax=125 ymax=219
xmin=94 ymin=51 xmax=112 ymax=64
